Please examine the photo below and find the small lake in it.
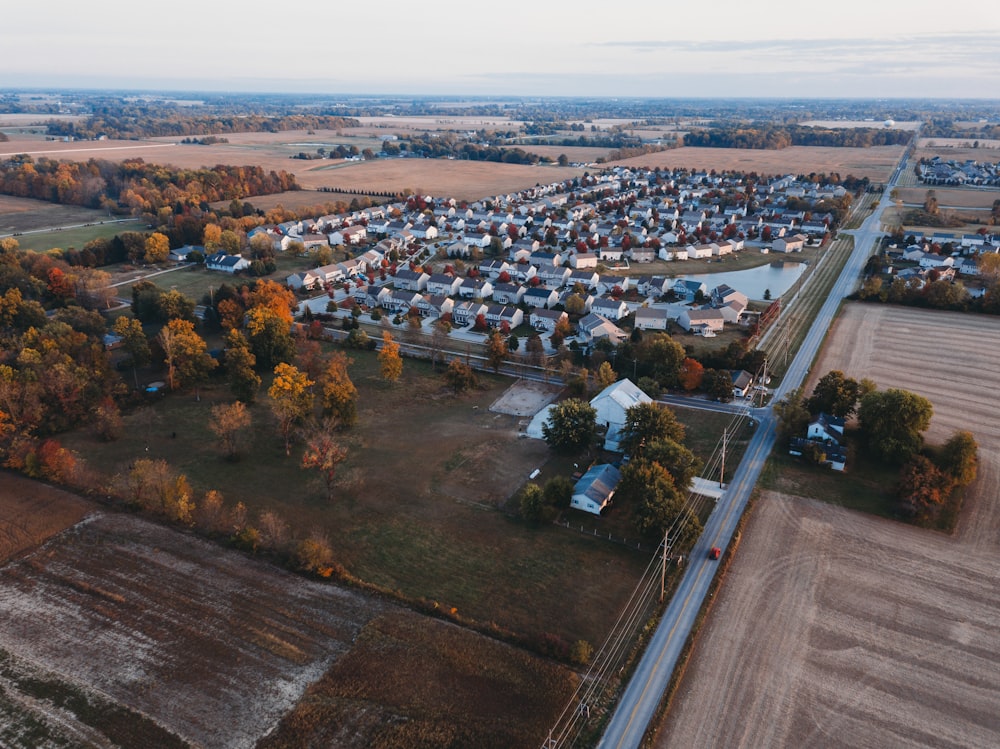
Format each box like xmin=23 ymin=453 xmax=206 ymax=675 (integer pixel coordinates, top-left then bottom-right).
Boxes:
xmin=681 ymin=260 xmax=807 ymax=301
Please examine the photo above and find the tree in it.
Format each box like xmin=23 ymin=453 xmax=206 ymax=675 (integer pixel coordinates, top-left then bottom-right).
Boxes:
xmin=158 ymin=318 xmax=217 ymax=395
xmin=157 ymin=289 xmax=195 ymax=322
xmin=486 ymin=329 xmax=508 ymax=373
xmin=223 ymin=329 xmax=261 ymax=403
xmin=113 ymin=316 xmax=150 ymax=388
xmin=246 ymin=305 xmax=295 ymax=369
xmin=209 ymin=401 xmax=252 ymax=460
xmin=301 ymin=425 xmax=348 ymax=501
xmin=444 ymin=358 xmax=478 ymax=394
xmin=644 ymin=438 xmax=702 ymax=494
xmin=543 ymin=475 xmax=574 ymax=509
xmin=937 ymin=430 xmax=978 ymax=487
xmin=519 ymin=483 xmax=548 ymax=524
xmin=923 ymin=189 xmax=939 ymax=216
xmin=617 ymin=459 xmax=693 ymax=538
xmin=858 ymin=388 xmax=933 ymax=464
xmin=542 ymin=398 xmax=597 ymax=453
xmin=143 ymin=232 xmax=170 ymax=264
xmin=294 ymin=533 xmax=335 ymax=575
xmin=92 ymin=396 xmax=123 ymax=442
xmin=806 ymin=370 xmax=862 ymax=418
xmin=677 ymin=357 xmax=704 ymax=391
xmin=702 ymin=368 xmax=734 ymax=402
xmin=116 ymin=459 xmax=194 ymax=524
xmin=639 ymin=333 xmax=686 ymax=387
xmin=321 ymin=352 xmax=358 ymax=427
xmin=773 ymin=387 xmax=810 ymax=439
xmin=897 ymin=454 xmax=949 ymax=521
xmin=378 ymin=331 xmax=403 ymax=384
xmin=268 ymin=362 xmax=315 ymax=455
xmin=619 ymin=402 xmax=685 ymax=457
xmin=978 ymin=253 xmax=1000 ymax=284
xmin=595 ymin=361 xmax=617 ymax=389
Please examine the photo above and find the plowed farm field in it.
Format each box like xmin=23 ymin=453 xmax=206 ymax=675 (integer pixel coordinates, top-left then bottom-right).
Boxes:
xmin=610 ymin=145 xmax=902 ymax=182
xmin=657 ymin=303 xmax=1000 ymax=749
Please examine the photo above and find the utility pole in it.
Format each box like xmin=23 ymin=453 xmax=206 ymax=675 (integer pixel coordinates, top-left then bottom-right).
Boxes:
xmin=720 ymin=427 xmax=727 ymax=490
xmin=660 ymin=530 xmax=668 ymax=601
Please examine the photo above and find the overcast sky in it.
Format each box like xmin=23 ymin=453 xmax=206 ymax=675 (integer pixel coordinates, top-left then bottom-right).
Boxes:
xmin=3 ymin=0 xmax=999 ymax=98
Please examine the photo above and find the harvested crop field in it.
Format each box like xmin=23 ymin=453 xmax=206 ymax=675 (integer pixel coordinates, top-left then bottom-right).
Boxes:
xmin=657 ymin=303 xmax=1000 ymax=748
xmin=293 ymin=158 xmax=586 ymax=200
xmin=0 ymin=472 xmax=94 ymax=563
xmin=0 ymin=511 xmax=387 ymax=748
xmin=894 ymin=186 xmax=1000 ymax=210
xmin=610 ymin=145 xmax=903 ymax=182
xmin=0 ymin=195 xmax=114 ymax=235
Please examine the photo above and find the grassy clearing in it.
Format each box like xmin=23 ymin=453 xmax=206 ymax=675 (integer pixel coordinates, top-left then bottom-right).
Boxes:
xmin=12 ymin=221 xmax=135 ymax=252
xmin=61 ymin=349 xmax=649 ymax=647
xmin=759 ymin=441 xmax=898 ymax=518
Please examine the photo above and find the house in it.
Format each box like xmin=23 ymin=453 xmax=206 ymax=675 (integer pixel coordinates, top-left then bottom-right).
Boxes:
xmin=479 ymin=259 xmax=511 ymax=278
xmin=672 ymin=279 xmax=708 ymax=301
xmin=486 ymin=304 xmax=523 ymax=328
xmin=169 ymin=244 xmax=203 ymax=262
xmin=534 ymin=264 xmax=572 ymax=288
xmin=491 ymin=283 xmax=525 ymax=305
xmin=205 ymin=252 xmax=250 ymax=273
xmin=773 ymin=234 xmax=807 ymax=253
xmin=634 ymin=306 xmax=670 ymax=331
xmin=452 ymin=301 xmax=489 ymax=327
xmin=382 ymin=289 xmax=422 ymax=312
xmin=522 ymin=287 xmax=560 ymax=309
xmin=329 ymin=225 xmax=367 ymax=246
xmin=458 ymin=277 xmax=494 ymax=299
xmin=578 ymin=313 xmax=628 ymax=344
xmin=300 ymin=233 xmax=330 ymax=252
xmin=629 ymin=246 xmax=657 ymax=263
xmin=568 ymin=269 xmax=600 ymax=290
xmin=677 ymin=307 xmax=725 ymax=335
xmin=731 ymin=369 xmax=754 ymax=399
xmin=808 ymin=412 xmax=845 ymax=444
xmin=590 ymin=379 xmax=652 ymax=451
xmin=590 ymin=297 xmax=629 ymax=321
xmin=417 ymin=294 xmax=454 ymax=318
xmin=570 ymin=463 xmax=622 ymax=515
xmin=425 ymin=273 xmax=462 ymax=296
xmin=789 ymin=412 xmax=847 ymax=471
xmin=571 ymin=252 xmax=599 ymax=269
xmin=531 ymin=308 xmax=568 ymax=333
xmin=393 ymin=269 xmax=429 ymax=291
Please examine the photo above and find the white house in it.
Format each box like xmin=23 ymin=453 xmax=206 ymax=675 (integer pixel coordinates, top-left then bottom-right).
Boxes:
xmin=634 ymin=306 xmax=670 ymax=331
xmin=578 ymin=313 xmax=628 ymax=345
xmin=677 ymin=307 xmax=725 ymax=335
xmin=773 ymin=234 xmax=807 ymax=253
xmin=570 ymin=463 xmax=622 ymax=515
xmin=205 ymin=252 xmax=250 ymax=273
xmin=590 ymin=379 xmax=652 ymax=452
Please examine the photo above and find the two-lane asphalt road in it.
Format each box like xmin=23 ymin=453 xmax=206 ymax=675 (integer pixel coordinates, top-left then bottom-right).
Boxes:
xmin=597 ymin=141 xmax=914 ymax=749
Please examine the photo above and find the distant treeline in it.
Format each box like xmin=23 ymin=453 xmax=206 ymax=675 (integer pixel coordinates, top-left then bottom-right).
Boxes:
xmin=386 ymin=133 xmax=550 ymax=164
xmin=683 ymin=124 xmax=912 ymax=149
xmin=922 ymin=118 xmax=1000 ymax=142
xmin=0 ymin=155 xmax=298 ymax=214
xmin=44 ymin=113 xmax=359 ymax=140
xmin=0 ymin=132 xmax=7 ymax=142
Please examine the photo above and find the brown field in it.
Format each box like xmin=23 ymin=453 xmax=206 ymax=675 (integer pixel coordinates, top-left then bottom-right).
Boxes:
xmin=918 ymin=138 xmax=1000 ymax=152
xmin=609 ymin=145 xmax=903 ymax=182
xmin=292 ymin=158 xmax=587 ymax=201
xmin=657 ymin=303 xmax=1000 ymax=748
xmin=0 ymin=194 xmax=113 ymax=234
xmin=0 ymin=509 xmax=579 ymax=748
xmin=895 ymin=186 xmax=1000 ymax=210
xmin=0 ymin=472 xmax=94 ymax=563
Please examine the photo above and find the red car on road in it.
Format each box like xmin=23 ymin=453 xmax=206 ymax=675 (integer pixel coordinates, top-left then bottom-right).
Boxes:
xmin=709 ymin=546 xmax=721 ymax=560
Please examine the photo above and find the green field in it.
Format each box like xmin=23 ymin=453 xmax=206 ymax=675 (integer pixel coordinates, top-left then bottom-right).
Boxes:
xmin=12 ymin=221 xmax=138 ymax=252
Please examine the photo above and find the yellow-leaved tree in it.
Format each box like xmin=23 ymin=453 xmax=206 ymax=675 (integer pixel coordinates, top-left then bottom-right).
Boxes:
xmin=268 ymin=362 xmax=314 ymax=455
xmin=378 ymin=331 xmax=402 ymax=384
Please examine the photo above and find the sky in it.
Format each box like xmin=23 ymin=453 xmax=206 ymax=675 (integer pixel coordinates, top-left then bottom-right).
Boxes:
xmin=3 ymin=0 xmax=999 ymax=99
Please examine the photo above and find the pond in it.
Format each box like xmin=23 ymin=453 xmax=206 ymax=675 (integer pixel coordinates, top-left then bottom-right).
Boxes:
xmin=681 ymin=260 xmax=807 ymax=301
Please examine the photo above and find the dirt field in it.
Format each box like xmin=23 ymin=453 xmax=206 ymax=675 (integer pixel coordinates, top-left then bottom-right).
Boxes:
xmin=657 ymin=303 xmax=1000 ymax=748
xmin=0 ymin=195 xmax=113 ymax=235
xmin=609 ymin=145 xmax=903 ymax=182
xmin=895 ymin=186 xmax=1000 ymax=210
xmin=801 ymin=120 xmax=923 ymax=131
xmin=918 ymin=138 xmax=1000 ymax=152
xmin=0 ymin=472 xmax=94 ymax=563
xmin=489 ymin=380 xmax=563 ymax=416
xmin=0 ymin=512 xmax=387 ymax=748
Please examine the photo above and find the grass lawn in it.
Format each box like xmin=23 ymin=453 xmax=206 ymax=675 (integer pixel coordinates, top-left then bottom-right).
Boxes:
xmin=61 ymin=348 xmax=650 ymax=647
xmin=13 ymin=221 xmax=139 ymax=252
xmin=759 ymin=437 xmax=898 ymax=518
